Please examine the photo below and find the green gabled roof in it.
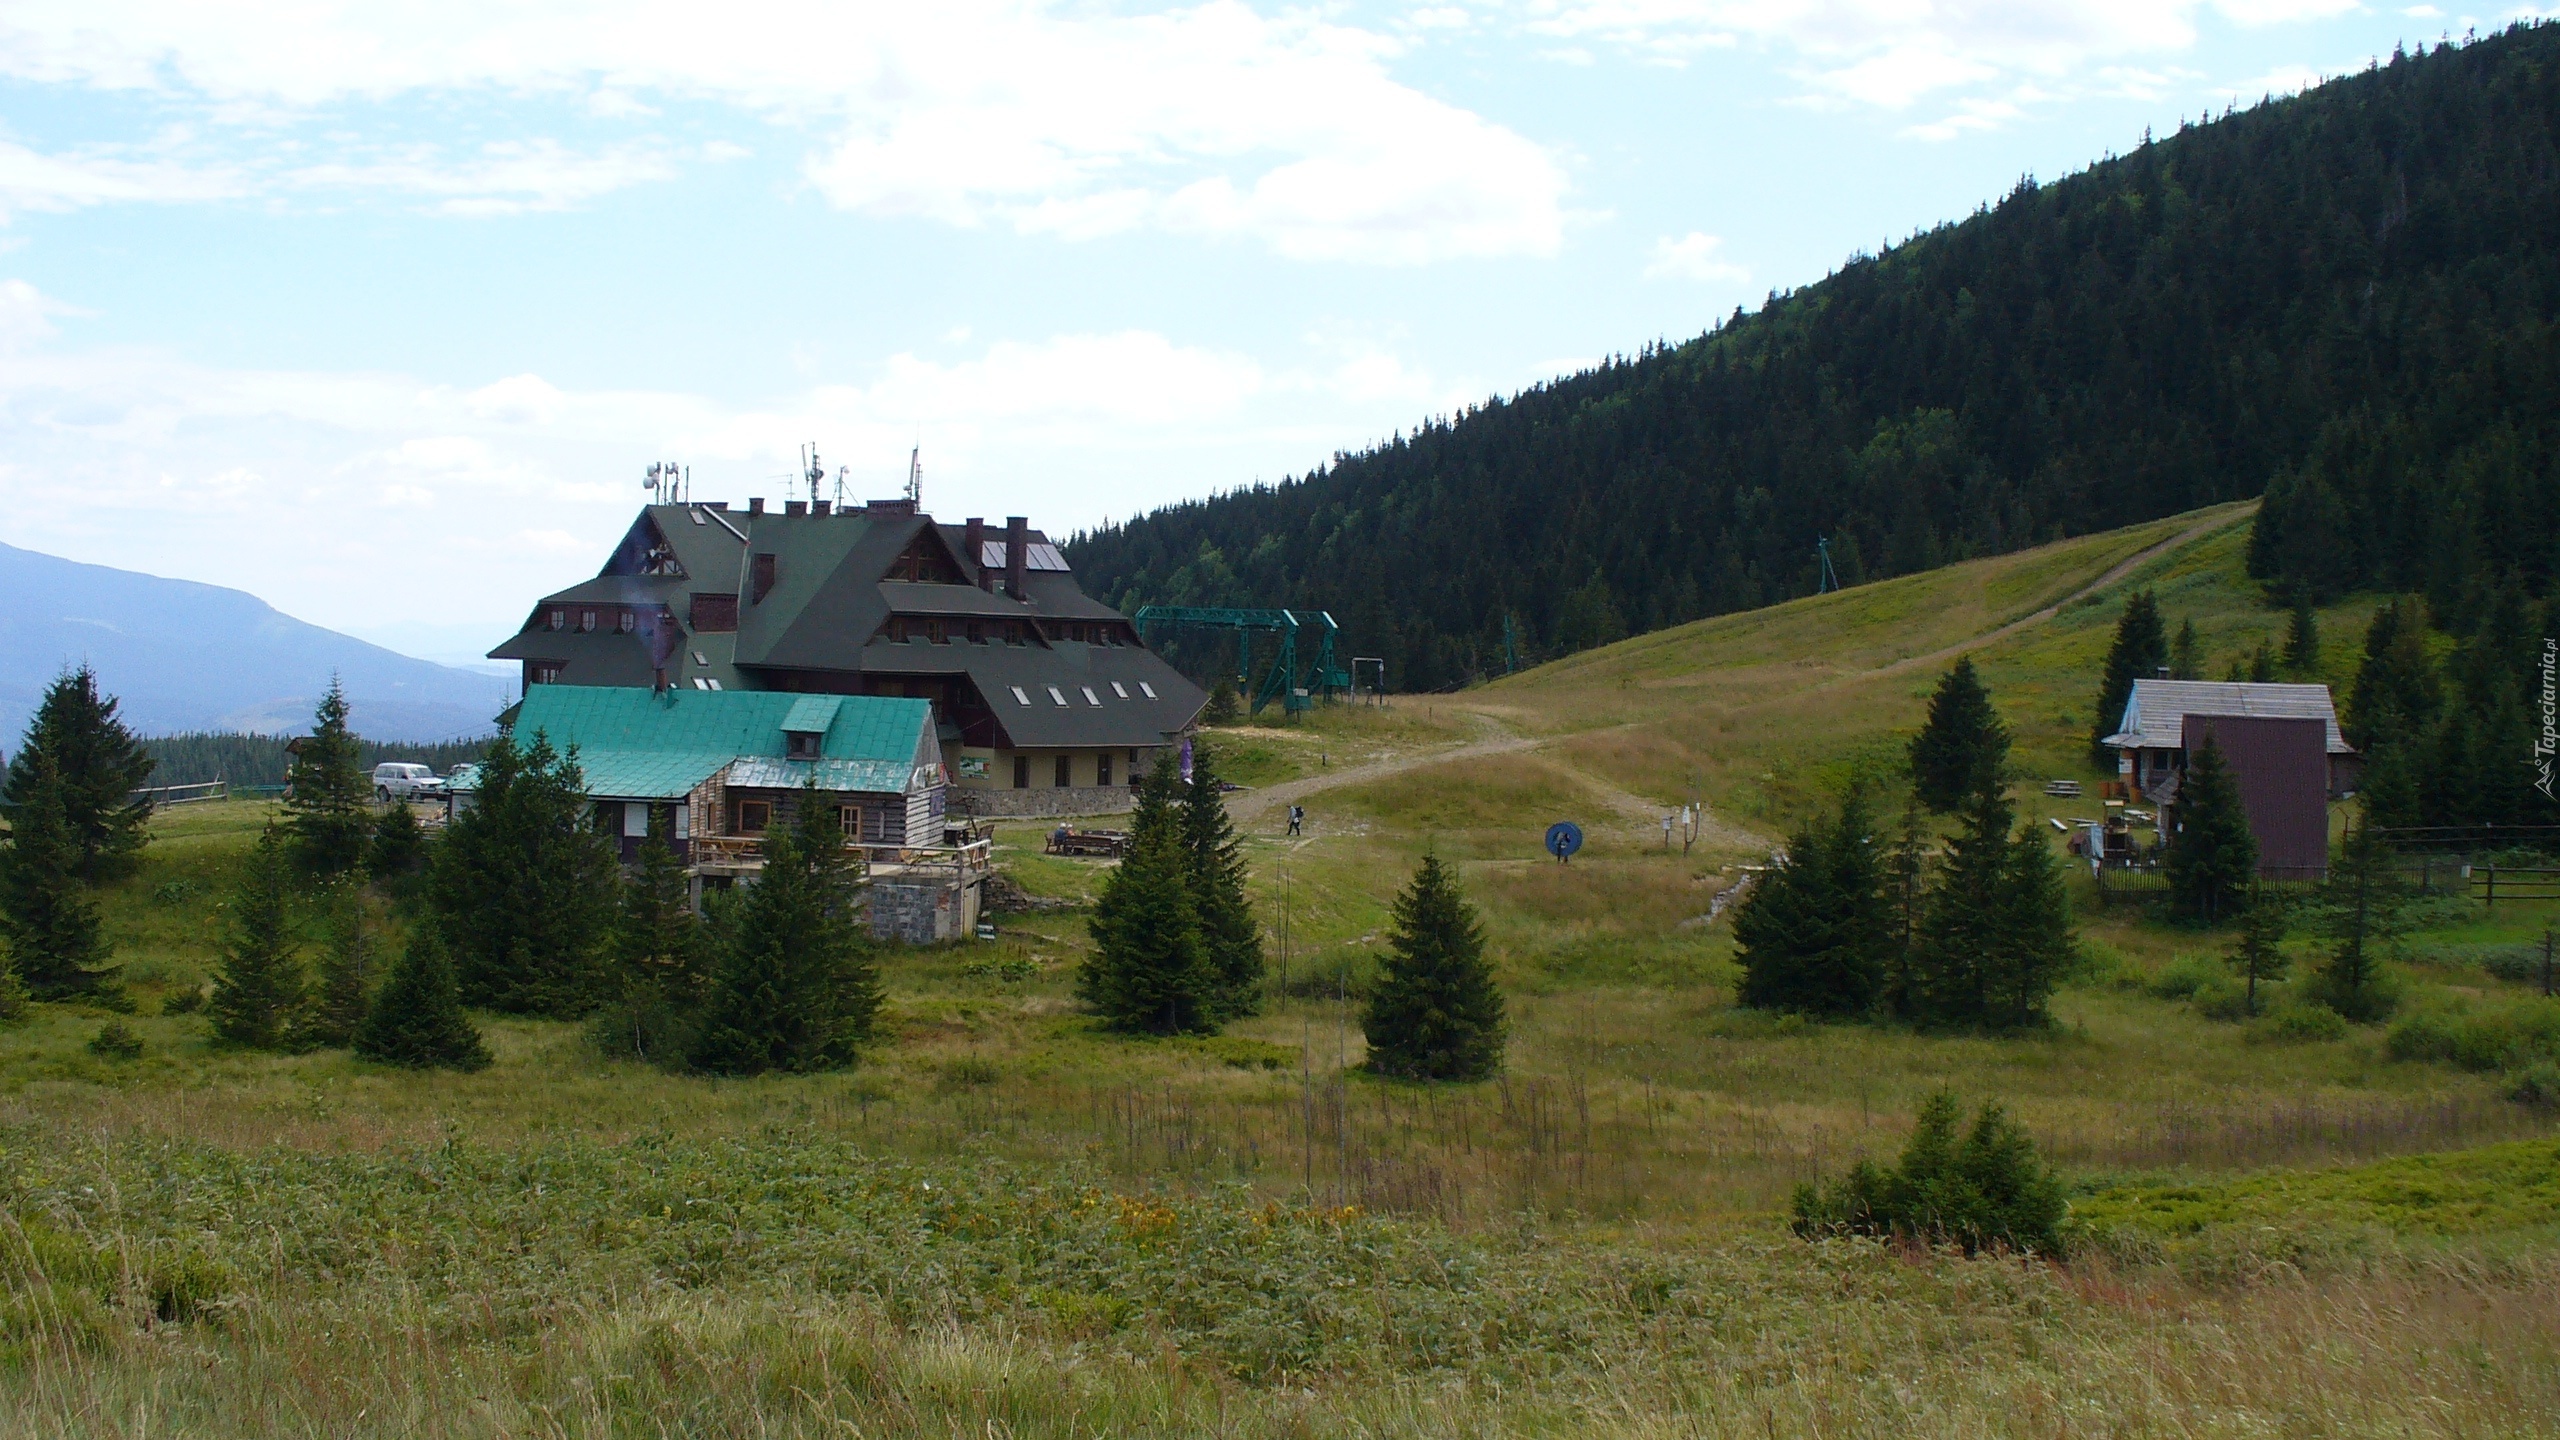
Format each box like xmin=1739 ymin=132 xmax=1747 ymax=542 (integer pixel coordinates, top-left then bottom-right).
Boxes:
xmin=510 ymin=685 xmax=929 ymax=767
xmin=569 ymin=751 xmax=734 ymax=801
xmin=781 ymin=695 xmax=844 ymax=733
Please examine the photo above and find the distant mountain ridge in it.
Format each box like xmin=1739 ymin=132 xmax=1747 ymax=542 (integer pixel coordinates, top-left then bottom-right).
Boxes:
xmin=0 ymin=539 xmax=510 ymax=745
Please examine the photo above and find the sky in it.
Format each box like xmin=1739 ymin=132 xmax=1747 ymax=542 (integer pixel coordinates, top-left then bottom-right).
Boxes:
xmin=0 ymin=0 xmax=2522 ymax=667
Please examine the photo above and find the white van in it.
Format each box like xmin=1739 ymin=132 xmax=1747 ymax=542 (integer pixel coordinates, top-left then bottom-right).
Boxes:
xmin=372 ymin=763 xmax=445 ymax=801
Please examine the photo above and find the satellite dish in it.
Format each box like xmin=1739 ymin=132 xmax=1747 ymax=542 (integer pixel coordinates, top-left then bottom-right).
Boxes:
xmin=1545 ymin=821 xmax=1584 ymax=863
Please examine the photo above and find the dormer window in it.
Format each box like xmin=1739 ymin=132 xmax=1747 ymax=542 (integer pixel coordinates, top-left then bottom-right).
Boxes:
xmin=786 ymin=731 xmax=822 ymax=759
xmin=579 ymin=609 xmax=597 ymax=632
xmin=546 ymin=609 xmax=565 ymax=631
xmin=616 ymin=610 xmax=635 ymax=634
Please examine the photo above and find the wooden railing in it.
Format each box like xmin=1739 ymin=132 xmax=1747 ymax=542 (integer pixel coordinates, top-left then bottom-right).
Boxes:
xmin=686 ymin=835 xmax=992 ymax=877
xmin=130 ymin=781 xmax=229 ymax=806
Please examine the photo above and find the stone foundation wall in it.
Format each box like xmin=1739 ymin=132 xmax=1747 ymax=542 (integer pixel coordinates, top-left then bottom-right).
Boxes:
xmin=868 ymin=877 xmax=984 ymax=944
xmin=950 ymin=784 xmax=1134 ymax=819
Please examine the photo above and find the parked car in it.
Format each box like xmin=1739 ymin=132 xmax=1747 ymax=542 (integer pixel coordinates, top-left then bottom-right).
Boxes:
xmin=372 ymin=763 xmax=445 ymax=801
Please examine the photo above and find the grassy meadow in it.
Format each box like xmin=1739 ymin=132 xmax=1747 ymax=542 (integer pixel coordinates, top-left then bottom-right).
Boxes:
xmin=7 ymin=503 xmax=2560 ymax=1436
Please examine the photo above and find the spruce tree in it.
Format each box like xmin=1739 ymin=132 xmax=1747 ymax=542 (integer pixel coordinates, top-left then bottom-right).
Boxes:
xmin=367 ymin=801 xmax=427 ymax=886
xmin=2346 ymin=598 xmax=2441 ymax=751
xmin=2169 ymin=617 xmax=2201 ymax=680
xmin=207 ymin=825 xmax=307 ymax=1049
xmin=2163 ymin=736 xmax=2257 ymax=923
xmin=425 ymin=733 xmax=619 ymax=1017
xmin=2227 ymin=893 xmax=2289 ymax=1016
xmin=1182 ymin=744 xmax=1264 ymax=1020
xmin=284 ymin=677 xmax=373 ymax=878
xmin=1908 ymin=656 xmax=2009 ymax=812
xmin=2312 ymin=821 xmax=2403 ymax=1022
xmin=1988 ymin=822 xmax=2076 ymax=1028
xmin=1908 ymin=785 xmax=2072 ymax=1030
xmin=2283 ymin=592 xmax=2321 ymax=674
xmin=689 ymin=785 xmax=882 ymax=1073
xmin=1362 ymin=853 xmax=1506 ymax=1081
xmin=299 ymin=889 xmax=379 ymax=1047
xmin=353 ymin=928 xmax=490 ymax=1071
xmin=2091 ymin=591 xmax=2167 ymax=765
xmin=603 ymin=829 xmax=709 ymax=1061
xmin=1078 ymin=761 xmax=1217 ymax=1034
xmin=1203 ymin=675 xmax=1243 ymax=726
xmin=1735 ymin=791 xmax=1888 ymax=1016
xmin=0 ymin=750 xmax=121 ymax=1002
xmin=0 ymin=944 xmax=25 ymax=1023
xmin=1881 ymin=795 xmax=1929 ymax=1018
xmin=2 ymin=665 xmax=155 ymax=884
xmin=2247 ymin=644 xmax=2277 ymax=683
xmin=1791 ymin=1092 xmax=2066 ymax=1255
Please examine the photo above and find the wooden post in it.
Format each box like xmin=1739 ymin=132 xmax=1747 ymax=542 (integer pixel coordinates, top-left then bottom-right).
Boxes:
xmin=2543 ymin=926 xmax=2554 ymax=999
xmin=2485 ymin=863 xmax=2496 ymax=908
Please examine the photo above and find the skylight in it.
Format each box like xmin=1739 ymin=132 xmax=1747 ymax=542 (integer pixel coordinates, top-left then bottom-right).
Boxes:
xmin=1010 ymin=686 xmax=1031 ymax=706
xmin=1048 ymin=686 xmax=1069 ymax=706
xmin=1139 ymin=682 xmax=1157 ymax=699
xmin=1081 ymin=686 xmax=1101 ymax=706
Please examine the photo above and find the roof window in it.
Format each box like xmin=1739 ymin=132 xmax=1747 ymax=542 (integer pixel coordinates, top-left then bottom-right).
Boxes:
xmin=1139 ymin=682 xmax=1157 ymax=699
xmin=1010 ymin=686 xmax=1032 ymax=706
xmin=1081 ymin=686 xmax=1102 ymax=706
xmin=1111 ymin=682 xmax=1128 ymax=699
xmin=1047 ymin=686 xmax=1069 ymax=707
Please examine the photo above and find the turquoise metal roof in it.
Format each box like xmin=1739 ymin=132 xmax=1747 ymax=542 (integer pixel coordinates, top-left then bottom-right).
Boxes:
xmin=510 ymin=685 xmax=928 ymax=763
xmin=781 ymin=694 xmax=844 ymax=733
xmin=724 ymin=756 xmax=914 ymax=793
xmin=572 ymin=751 xmax=734 ymax=801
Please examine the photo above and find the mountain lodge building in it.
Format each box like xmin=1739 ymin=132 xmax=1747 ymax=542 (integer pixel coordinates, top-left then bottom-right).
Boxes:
xmin=490 ymin=497 xmax=1206 ymax=815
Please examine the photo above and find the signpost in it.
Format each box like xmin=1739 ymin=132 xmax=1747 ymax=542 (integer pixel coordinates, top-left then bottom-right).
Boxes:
xmin=1545 ymin=821 xmax=1584 ymax=864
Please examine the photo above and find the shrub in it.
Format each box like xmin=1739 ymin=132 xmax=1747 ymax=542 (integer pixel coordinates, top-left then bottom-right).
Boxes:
xmin=2386 ymin=1000 xmax=2560 ymax=1074
xmin=2480 ymin=947 xmax=2548 ymax=984
xmin=2190 ymin=977 xmax=2255 ymax=1022
xmin=2509 ymin=1062 xmax=2560 ymax=1107
xmin=159 ymin=985 xmax=205 ymax=1015
xmin=2148 ymin=953 xmax=2222 ymax=1000
xmin=2249 ymin=1002 xmax=2347 ymax=1044
xmin=1791 ymin=1092 xmax=2067 ymax=1256
xmin=85 ymin=1020 xmax=143 ymax=1060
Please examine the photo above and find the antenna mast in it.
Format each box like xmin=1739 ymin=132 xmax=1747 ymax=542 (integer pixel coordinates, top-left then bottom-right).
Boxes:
xmin=906 ymin=445 xmax=922 ymax=508
xmin=801 ymin=443 xmax=824 ymax=506
xmin=1816 ymin=536 xmax=1841 ymax=594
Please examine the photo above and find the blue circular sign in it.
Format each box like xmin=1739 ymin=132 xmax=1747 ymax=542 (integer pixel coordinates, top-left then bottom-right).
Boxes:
xmin=1545 ymin=821 xmax=1584 ymax=860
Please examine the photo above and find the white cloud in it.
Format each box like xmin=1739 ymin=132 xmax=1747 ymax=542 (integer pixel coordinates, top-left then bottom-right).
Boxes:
xmin=0 ymin=1 xmax=1568 ymax=261
xmin=1521 ymin=0 xmax=2360 ymax=132
xmin=462 ymin=374 xmax=569 ymax=426
xmin=0 ymin=276 xmax=1483 ymax=628
xmin=0 ymin=138 xmax=243 ymax=217
xmin=1644 ymin=231 xmax=1748 ymax=282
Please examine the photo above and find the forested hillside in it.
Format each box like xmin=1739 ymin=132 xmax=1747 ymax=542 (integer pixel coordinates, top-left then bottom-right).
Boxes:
xmin=1070 ymin=25 xmax=2560 ymax=690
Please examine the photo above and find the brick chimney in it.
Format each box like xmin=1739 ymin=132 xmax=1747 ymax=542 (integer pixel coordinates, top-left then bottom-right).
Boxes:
xmin=1005 ymin=516 xmax=1028 ymax=600
xmin=747 ymin=497 xmax=765 ymax=515
xmin=964 ymin=517 xmax=988 ymax=590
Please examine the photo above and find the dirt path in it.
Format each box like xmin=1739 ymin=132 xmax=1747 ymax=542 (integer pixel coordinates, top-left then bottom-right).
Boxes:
xmin=1226 ymin=715 xmax=1539 ymax=823
xmin=1843 ymin=503 xmax=2255 ymax=691
xmin=1224 ymin=504 xmax=2251 ymax=843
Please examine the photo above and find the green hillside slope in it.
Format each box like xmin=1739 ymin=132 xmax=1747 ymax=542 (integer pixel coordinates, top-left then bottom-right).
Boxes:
xmin=1072 ymin=25 xmax=2560 ymax=691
